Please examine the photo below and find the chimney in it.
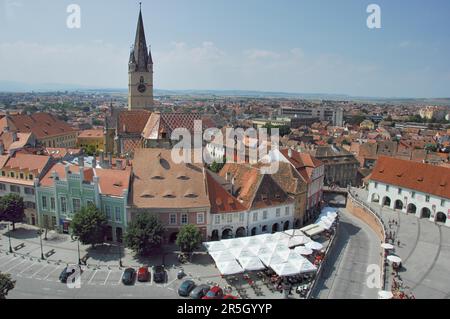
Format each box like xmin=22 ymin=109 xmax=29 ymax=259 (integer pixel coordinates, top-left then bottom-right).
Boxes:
xmin=78 ymin=155 xmax=84 ymax=167
xmin=116 ymin=159 xmax=123 ymax=170
xmin=231 ymin=176 xmax=235 ymax=196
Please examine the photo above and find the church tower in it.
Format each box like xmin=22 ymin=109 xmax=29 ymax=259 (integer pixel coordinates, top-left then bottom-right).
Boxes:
xmin=128 ymin=5 xmax=153 ymax=110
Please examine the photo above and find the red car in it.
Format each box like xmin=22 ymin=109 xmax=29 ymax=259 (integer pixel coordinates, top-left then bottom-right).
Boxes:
xmin=202 ymin=286 xmax=224 ymax=299
xmin=137 ymin=266 xmax=150 ymax=282
xmin=223 ymin=295 xmax=238 ymax=299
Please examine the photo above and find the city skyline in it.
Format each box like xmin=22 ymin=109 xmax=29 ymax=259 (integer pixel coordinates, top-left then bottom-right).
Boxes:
xmin=1 ymin=0 xmax=450 ymax=98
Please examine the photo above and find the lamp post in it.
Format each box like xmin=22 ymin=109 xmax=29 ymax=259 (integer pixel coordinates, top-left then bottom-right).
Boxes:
xmin=37 ymin=229 xmax=45 ymax=260
xmin=73 ymin=235 xmax=81 ymax=265
xmin=7 ymin=223 xmax=13 ymax=253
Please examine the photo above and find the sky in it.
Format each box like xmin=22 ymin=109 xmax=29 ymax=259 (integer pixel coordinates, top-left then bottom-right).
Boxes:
xmin=1 ymin=0 xmax=450 ymax=98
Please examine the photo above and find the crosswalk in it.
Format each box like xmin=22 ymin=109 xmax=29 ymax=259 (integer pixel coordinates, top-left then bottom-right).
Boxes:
xmin=0 ymin=253 xmax=177 ymax=289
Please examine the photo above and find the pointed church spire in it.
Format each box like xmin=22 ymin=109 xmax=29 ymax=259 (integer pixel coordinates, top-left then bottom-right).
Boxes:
xmin=130 ymin=4 xmax=150 ymax=72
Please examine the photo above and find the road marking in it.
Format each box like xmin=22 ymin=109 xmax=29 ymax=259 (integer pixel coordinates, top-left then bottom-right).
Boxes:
xmin=165 ymin=277 xmax=177 ymax=288
xmin=88 ymin=269 xmax=98 ymax=285
xmin=4 ymin=258 xmax=27 ymax=272
xmin=0 ymin=256 xmax=19 ymax=268
xmin=44 ymin=266 xmax=61 ymax=280
xmin=102 ymin=270 xmax=112 ymax=285
xmin=28 ymin=264 xmax=48 ymax=279
xmin=19 ymin=261 xmax=37 ymax=274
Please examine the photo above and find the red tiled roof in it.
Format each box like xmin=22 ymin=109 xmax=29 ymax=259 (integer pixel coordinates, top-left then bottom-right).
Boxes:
xmin=94 ymin=168 xmax=131 ymax=197
xmin=117 ymin=110 xmax=151 ymax=134
xmin=1 ymin=113 xmax=77 ymax=139
xmin=40 ymin=163 xmax=94 ymax=187
xmin=370 ymin=156 xmax=450 ymax=199
xmin=3 ymin=153 xmax=51 ymax=174
xmin=78 ymin=129 xmax=104 ymax=138
xmin=205 ymin=171 xmax=246 ymax=214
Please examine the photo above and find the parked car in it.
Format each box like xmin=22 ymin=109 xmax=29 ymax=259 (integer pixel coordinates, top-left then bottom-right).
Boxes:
xmin=152 ymin=265 xmax=167 ymax=283
xmin=190 ymin=284 xmax=210 ymax=299
xmin=178 ymin=280 xmax=196 ymax=297
xmin=59 ymin=265 xmax=81 ymax=283
xmin=122 ymin=268 xmax=136 ymax=285
xmin=202 ymin=286 xmax=224 ymax=299
xmin=137 ymin=266 xmax=150 ymax=282
xmin=223 ymin=294 xmax=238 ymax=299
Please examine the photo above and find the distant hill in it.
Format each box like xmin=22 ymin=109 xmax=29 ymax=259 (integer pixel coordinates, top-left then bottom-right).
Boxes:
xmin=0 ymin=81 xmax=449 ymax=104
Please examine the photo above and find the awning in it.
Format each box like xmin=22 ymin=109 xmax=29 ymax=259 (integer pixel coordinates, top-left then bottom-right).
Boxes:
xmin=387 ymin=255 xmax=402 ymax=263
xmin=209 ymin=250 xmax=236 ymax=263
xmin=237 ymin=256 xmax=265 ymax=271
xmin=294 ymin=246 xmax=313 ymax=256
xmin=305 ymin=241 xmax=323 ymax=251
xmin=216 ymin=260 xmax=245 ymax=276
xmin=301 ymin=224 xmax=326 ymax=237
xmin=378 ymin=290 xmax=394 ymax=299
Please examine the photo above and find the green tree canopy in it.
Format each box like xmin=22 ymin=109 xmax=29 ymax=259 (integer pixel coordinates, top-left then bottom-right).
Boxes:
xmin=0 ymin=194 xmax=25 ymax=230
xmin=124 ymin=214 xmax=164 ymax=256
xmin=176 ymin=224 xmax=202 ymax=253
xmin=70 ymin=204 xmax=108 ymax=247
xmin=0 ymin=272 xmax=15 ymax=299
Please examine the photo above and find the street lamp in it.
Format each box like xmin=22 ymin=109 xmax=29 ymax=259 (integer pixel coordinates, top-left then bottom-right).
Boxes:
xmin=7 ymin=223 xmax=13 ymax=253
xmin=72 ymin=235 xmax=81 ymax=265
xmin=37 ymin=229 xmax=45 ymax=260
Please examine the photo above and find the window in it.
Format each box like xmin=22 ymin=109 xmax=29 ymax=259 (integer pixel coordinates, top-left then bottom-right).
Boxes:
xmin=0 ymin=183 xmax=5 ymax=191
xmin=51 ymin=216 xmax=56 ymax=227
xmin=276 ymin=208 xmax=281 ymax=217
xmin=73 ymin=198 xmax=81 ymax=212
xmin=197 ymin=213 xmax=205 ymax=224
xmin=42 ymin=196 xmax=48 ymax=210
xmin=285 ymin=207 xmax=290 ymax=216
xmin=253 ymin=212 xmax=258 ymax=222
xmin=425 ymin=195 xmax=430 ymax=203
xmin=50 ymin=197 xmax=55 ymax=211
xmin=60 ymin=197 xmax=67 ymax=213
xmin=24 ymin=187 xmax=34 ymax=195
xmin=239 ymin=213 xmax=245 ymax=222
xmin=115 ymin=207 xmax=121 ymax=222
xmin=181 ymin=214 xmax=188 ymax=225
xmin=105 ymin=205 xmax=111 ymax=220
xmin=441 ymin=199 xmax=445 ymax=207
xmin=215 ymin=215 xmax=220 ymax=225
xmin=10 ymin=172 xmax=15 ymax=178
xmin=1 ymin=171 xmax=4 ymax=176
xmin=226 ymin=214 xmax=232 ymax=223
xmin=10 ymin=185 xmax=20 ymax=193
xmin=411 ymin=192 xmax=416 ymax=199
xmin=86 ymin=200 xmax=94 ymax=207
xmin=398 ymin=188 xmax=402 ymax=195
xmin=19 ymin=173 xmax=24 ymax=179
xmin=24 ymin=201 xmax=35 ymax=209
xmin=386 ymin=185 xmax=389 ymax=191
xmin=263 ymin=210 xmax=268 ymax=220
xmin=28 ymin=174 xmax=33 ymax=180
xmin=169 ymin=214 xmax=177 ymax=225
xmin=374 ymin=182 xmax=378 ymax=189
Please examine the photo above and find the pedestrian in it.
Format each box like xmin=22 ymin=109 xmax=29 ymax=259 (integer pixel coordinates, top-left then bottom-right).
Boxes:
xmin=397 ymin=240 xmax=401 ymax=247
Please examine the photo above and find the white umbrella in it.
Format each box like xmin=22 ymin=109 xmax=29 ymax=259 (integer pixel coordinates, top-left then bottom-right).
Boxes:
xmin=305 ymin=241 xmax=323 ymax=251
xmin=271 ymin=232 xmax=290 ymax=241
xmin=283 ymin=229 xmax=304 ymax=237
xmin=259 ymin=251 xmax=286 ymax=267
xmin=288 ymin=235 xmax=310 ymax=248
xmin=238 ymin=256 xmax=265 ymax=271
xmin=221 ymin=238 xmax=245 ymax=249
xmin=216 ymin=260 xmax=244 ymax=276
xmin=381 ymin=243 xmax=394 ymax=250
xmin=209 ymin=250 xmax=236 ymax=262
xmin=254 ymin=233 xmax=273 ymax=243
xmin=294 ymin=246 xmax=314 ymax=256
xmin=378 ymin=290 xmax=394 ymax=299
xmin=230 ymin=247 xmax=256 ymax=259
xmin=298 ymin=258 xmax=317 ymax=274
xmin=317 ymin=220 xmax=333 ymax=230
xmin=387 ymin=255 xmax=402 ymax=263
xmin=271 ymin=261 xmax=301 ymax=277
xmin=203 ymin=241 xmax=226 ymax=252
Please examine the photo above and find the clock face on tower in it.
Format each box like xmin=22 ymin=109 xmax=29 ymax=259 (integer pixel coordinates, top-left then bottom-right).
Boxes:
xmin=138 ymin=83 xmax=146 ymax=93
xmin=137 ymin=76 xmax=146 ymax=93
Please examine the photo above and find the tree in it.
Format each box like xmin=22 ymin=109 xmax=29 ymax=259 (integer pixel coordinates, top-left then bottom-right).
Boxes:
xmin=209 ymin=160 xmax=225 ymax=173
xmin=176 ymin=224 xmax=202 ymax=254
xmin=0 ymin=194 xmax=25 ymax=230
xmin=0 ymin=273 xmax=15 ymax=299
xmin=124 ymin=214 xmax=164 ymax=256
xmin=83 ymin=144 xmax=98 ymax=156
xmin=70 ymin=204 xmax=108 ymax=247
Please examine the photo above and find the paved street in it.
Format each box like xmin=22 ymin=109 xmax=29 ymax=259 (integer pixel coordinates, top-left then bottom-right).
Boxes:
xmin=352 ymin=188 xmax=450 ymax=299
xmin=312 ymin=209 xmax=381 ymax=299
